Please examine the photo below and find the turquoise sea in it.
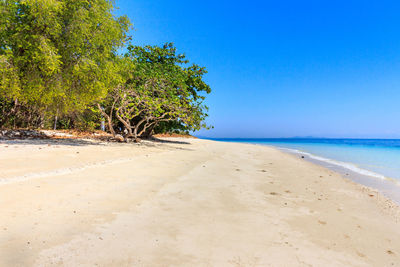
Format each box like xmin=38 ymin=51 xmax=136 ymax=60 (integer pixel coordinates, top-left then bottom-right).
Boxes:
xmin=208 ymin=138 xmax=400 ymax=202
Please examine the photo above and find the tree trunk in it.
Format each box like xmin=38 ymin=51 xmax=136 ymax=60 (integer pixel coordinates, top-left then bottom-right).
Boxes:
xmin=115 ymin=110 xmax=133 ymax=137
xmin=97 ymin=104 xmax=116 ymax=136
xmin=133 ymin=118 xmax=147 ymax=141
xmin=144 ymin=123 xmax=156 ymax=138
xmin=39 ymin=113 xmax=45 ymax=129
xmin=138 ymin=121 xmax=157 ymax=138
xmin=53 ymin=109 xmax=58 ymax=130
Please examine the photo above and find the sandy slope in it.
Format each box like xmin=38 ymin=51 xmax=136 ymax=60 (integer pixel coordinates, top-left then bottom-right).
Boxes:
xmin=0 ymin=138 xmax=399 ymax=266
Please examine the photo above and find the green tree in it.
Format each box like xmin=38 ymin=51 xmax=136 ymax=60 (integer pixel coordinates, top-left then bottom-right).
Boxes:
xmin=0 ymin=0 xmax=131 ymax=127
xmin=100 ymin=43 xmax=211 ymax=140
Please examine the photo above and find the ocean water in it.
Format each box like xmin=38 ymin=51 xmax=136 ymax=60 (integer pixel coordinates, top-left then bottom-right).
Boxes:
xmin=209 ymin=138 xmax=400 ymax=191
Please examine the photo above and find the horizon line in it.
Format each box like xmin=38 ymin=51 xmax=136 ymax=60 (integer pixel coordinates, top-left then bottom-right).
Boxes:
xmin=196 ymin=136 xmax=400 ymax=140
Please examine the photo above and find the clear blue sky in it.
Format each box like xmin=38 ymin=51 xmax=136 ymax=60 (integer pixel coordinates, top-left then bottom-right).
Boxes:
xmin=116 ymin=0 xmax=400 ymax=138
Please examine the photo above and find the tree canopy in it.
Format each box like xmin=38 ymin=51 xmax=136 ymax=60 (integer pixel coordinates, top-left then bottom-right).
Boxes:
xmin=0 ymin=1 xmax=211 ymax=139
xmin=99 ymin=43 xmax=211 ymax=140
xmin=1 ymin=0 xmax=130 ymax=113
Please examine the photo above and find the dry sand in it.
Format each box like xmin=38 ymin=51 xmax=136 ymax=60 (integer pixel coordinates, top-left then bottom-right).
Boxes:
xmin=0 ymin=138 xmax=400 ymax=266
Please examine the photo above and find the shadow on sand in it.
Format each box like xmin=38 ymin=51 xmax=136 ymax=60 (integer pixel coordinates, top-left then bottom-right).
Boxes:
xmin=0 ymin=129 xmax=193 ymax=147
xmin=0 ymin=138 xmax=107 ymax=147
xmin=0 ymin=136 xmax=192 ymax=148
xmin=148 ymin=136 xmax=191 ymax=145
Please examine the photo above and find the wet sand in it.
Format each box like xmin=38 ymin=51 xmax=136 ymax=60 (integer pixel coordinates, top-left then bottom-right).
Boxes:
xmin=0 ymin=138 xmax=400 ymax=266
xmin=276 ymin=146 xmax=400 ymax=205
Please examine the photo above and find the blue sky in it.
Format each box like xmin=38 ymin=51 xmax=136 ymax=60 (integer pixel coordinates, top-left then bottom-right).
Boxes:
xmin=116 ymin=0 xmax=400 ymax=138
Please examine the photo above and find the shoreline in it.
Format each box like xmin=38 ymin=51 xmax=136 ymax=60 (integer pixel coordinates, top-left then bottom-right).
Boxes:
xmin=1 ymin=137 xmax=400 ymax=266
xmin=276 ymin=146 xmax=400 ymax=206
xmin=212 ymin=139 xmax=400 ymax=207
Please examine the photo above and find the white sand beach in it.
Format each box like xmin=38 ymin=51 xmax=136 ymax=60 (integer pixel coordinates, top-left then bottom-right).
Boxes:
xmin=1 ymin=138 xmax=400 ymax=266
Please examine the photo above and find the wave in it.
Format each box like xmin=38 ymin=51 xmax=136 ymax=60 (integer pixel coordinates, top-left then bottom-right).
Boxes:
xmin=277 ymin=147 xmax=387 ymax=180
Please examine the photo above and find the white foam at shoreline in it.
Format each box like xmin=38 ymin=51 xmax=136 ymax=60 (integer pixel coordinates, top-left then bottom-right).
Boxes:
xmin=277 ymin=147 xmax=387 ymax=180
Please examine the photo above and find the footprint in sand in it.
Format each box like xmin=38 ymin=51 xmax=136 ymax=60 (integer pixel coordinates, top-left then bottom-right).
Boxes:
xmin=387 ymin=250 xmax=395 ymax=255
xmin=356 ymin=251 xmax=366 ymax=258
